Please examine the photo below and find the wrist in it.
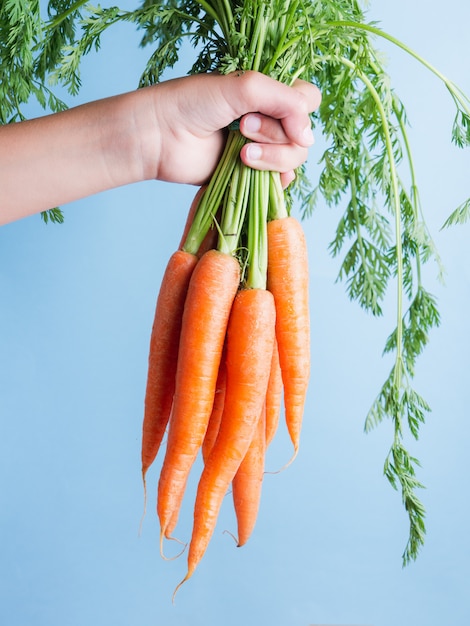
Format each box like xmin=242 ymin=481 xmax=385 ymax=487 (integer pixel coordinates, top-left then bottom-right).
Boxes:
xmin=99 ymin=87 xmax=162 ymax=186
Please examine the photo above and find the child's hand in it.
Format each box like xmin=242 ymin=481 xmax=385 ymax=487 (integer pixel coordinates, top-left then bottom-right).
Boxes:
xmin=150 ymin=71 xmax=321 ymax=188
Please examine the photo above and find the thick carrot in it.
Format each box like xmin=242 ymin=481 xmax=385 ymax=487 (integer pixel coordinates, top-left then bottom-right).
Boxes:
xmin=265 ymin=336 xmax=282 ymax=447
xmin=267 ymin=215 xmax=310 ymax=458
xmin=157 ymin=249 xmax=240 ymax=542
xmin=202 ymin=355 xmax=227 ymax=463
xmin=174 ymin=287 xmax=276 ymax=593
xmin=232 ymin=405 xmax=266 ymax=547
xmin=141 ymin=250 xmax=198 ymax=488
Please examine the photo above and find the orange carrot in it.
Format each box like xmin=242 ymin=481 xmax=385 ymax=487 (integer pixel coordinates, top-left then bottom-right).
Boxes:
xmin=141 ymin=250 xmax=198 ymax=489
xmin=267 ymin=216 xmax=310 ymax=458
xmin=164 ymin=355 xmax=227 ymax=540
xmin=232 ymin=405 xmax=266 ymax=547
xmin=265 ymin=337 xmax=282 ymax=447
xmin=141 ymin=185 xmax=210 ymax=492
xmin=157 ymin=249 xmax=240 ymax=543
xmin=174 ymin=287 xmax=276 ymax=592
xmin=165 ymin=349 xmax=225 ymax=540
xmin=202 ymin=355 xmax=227 ymax=463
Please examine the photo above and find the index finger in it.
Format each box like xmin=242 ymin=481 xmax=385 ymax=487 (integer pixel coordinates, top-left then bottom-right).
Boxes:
xmin=291 ymin=78 xmax=322 ymax=113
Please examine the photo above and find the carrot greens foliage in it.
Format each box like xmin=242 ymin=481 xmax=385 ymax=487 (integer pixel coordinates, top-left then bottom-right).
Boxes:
xmin=3 ymin=0 xmax=469 ymax=567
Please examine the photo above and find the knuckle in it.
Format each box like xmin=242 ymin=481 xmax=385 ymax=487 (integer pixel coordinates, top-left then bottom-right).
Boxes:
xmin=238 ymin=70 xmax=262 ymax=104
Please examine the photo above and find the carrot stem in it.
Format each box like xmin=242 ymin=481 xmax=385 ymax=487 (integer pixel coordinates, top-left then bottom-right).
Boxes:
xmin=218 ymin=159 xmax=251 ymax=256
xmin=246 ymin=169 xmax=269 ymax=290
xmin=268 ymin=171 xmax=288 ymax=221
xmin=182 ymin=130 xmax=247 ymax=255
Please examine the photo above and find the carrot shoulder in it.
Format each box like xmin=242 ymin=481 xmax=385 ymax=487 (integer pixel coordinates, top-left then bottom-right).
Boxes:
xmin=175 ymin=287 xmax=276 ymax=591
xmin=267 ymin=215 xmax=310 ymax=457
xmin=157 ymin=249 xmax=240 ymax=542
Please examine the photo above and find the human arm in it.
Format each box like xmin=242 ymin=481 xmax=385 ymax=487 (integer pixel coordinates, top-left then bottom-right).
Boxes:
xmin=0 ymin=71 xmax=321 ymax=225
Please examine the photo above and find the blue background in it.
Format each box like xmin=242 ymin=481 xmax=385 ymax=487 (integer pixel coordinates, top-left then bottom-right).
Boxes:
xmin=1 ymin=1 xmax=469 ymax=625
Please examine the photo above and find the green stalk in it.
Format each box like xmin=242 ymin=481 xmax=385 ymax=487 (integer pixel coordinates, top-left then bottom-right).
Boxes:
xmin=246 ymin=169 xmax=269 ymax=290
xmin=46 ymin=0 xmax=89 ymax=28
xmin=391 ymin=90 xmax=443 ymax=286
xmin=182 ymin=130 xmax=247 ymax=255
xmin=263 ymin=33 xmax=303 ymax=75
xmin=340 ymin=55 xmax=428 ymax=564
xmin=198 ymin=0 xmax=233 ymax=42
xmin=328 ymin=20 xmax=470 ymax=116
xmin=248 ymin=2 xmax=271 ymax=71
xmin=263 ymin=0 xmax=300 ymax=76
xmin=366 ymin=52 xmax=427 ymax=290
xmin=349 ymin=169 xmax=381 ymax=314
xmin=218 ymin=160 xmax=251 ymax=256
xmin=392 ymin=98 xmax=423 ymax=288
xmin=340 ymin=55 xmax=404 ymax=369
xmin=268 ymin=171 xmax=288 ymax=221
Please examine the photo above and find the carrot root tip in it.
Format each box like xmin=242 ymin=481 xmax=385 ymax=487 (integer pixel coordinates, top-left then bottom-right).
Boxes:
xmin=222 ymin=529 xmax=239 ymax=546
xmin=266 ymin=446 xmax=299 ymax=475
xmin=172 ymin=573 xmax=191 ymax=604
xmin=138 ymin=474 xmax=148 ymax=537
xmin=284 ymin=446 xmax=299 ymax=470
xmin=159 ymin=530 xmax=187 ymax=561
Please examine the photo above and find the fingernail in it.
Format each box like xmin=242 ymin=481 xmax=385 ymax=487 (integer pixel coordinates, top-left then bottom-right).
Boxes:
xmin=246 ymin=144 xmax=262 ymax=161
xmin=303 ymin=125 xmax=314 ymax=145
xmin=244 ymin=114 xmax=262 ymax=133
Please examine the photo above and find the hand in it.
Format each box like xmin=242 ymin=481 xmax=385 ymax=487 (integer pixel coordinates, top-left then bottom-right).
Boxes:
xmin=149 ymin=71 xmax=321 ymax=188
xmin=0 ymin=71 xmax=321 ymax=224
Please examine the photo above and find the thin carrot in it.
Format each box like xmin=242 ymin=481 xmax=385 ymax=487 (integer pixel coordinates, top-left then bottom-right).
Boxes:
xmin=267 ymin=215 xmax=310 ymax=458
xmin=202 ymin=354 xmax=227 ymax=463
xmin=141 ymin=249 xmax=198 ymax=492
xmin=174 ymin=287 xmax=276 ymax=593
xmin=157 ymin=249 xmax=240 ymax=543
xmin=232 ymin=405 xmax=266 ymax=547
xmin=265 ymin=336 xmax=282 ymax=447
xmin=141 ymin=188 xmax=209 ymax=528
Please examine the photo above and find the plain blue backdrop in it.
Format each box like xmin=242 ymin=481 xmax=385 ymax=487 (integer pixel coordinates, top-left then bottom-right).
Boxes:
xmin=1 ymin=1 xmax=469 ymax=625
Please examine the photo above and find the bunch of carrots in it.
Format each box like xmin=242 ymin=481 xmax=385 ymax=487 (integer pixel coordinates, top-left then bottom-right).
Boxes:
xmin=140 ymin=128 xmax=310 ymax=595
